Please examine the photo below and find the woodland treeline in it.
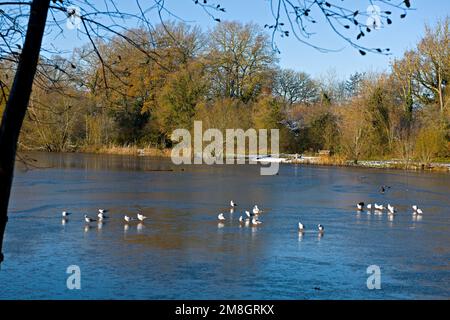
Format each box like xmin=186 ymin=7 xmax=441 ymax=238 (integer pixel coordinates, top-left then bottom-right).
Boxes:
xmin=1 ymin=18 xmax=449 ymax=164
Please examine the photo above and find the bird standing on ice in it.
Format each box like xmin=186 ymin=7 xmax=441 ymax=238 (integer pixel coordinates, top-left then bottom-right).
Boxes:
xmin=98 ymin=212 xmax=106 ymax=221
xmin=252 ymin=218 xmax=262 ymax=225
xmin=387 ymin=204 xmax=396 ymax=214
xmin=137 ymin=213 xmax=147 ymax=221
xmin=218 ymin=213 xmax=226 ymax=221
xmin=298 ymin=222 xmax=304 ymax=232
xmin=84 ymin=215 xmax=95 ymax=223
xmin=412 ymin=205 xmax=423 ymax=215
xmin=62 ymin=211 xmax=71 ymax=217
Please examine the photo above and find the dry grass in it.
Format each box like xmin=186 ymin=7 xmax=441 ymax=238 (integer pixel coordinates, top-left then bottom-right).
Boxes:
xmin=79 ymin=145 xmax=172 ymax=157
xmin=291 ymin=155 xmax=450 ymax=172
xmin=290 ymin=155 xmax=347 ymax=166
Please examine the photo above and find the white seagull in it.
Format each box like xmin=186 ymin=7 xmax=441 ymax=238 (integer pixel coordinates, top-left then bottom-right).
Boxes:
xmin=230 ymin=200 xmax=237 ymax=207
xmin=252 ymin=218 xmax=262 ymax=225
xmin=137 ymin=213 xmax=147 ymax=221
xmin=366 ymin=204 xmax=372 ymax=210
xmin=416 ymin=208 xmax=423 ymax=215
xmin=84 ymin=215 xmax=95 ymax=223
xmin=124 ymin=215 xmax=133 ymax=222
xmin=62 ymin=211 xmax=71 ymax=217
xmin=97 ymin=212 xmax=106 ymax=220
xmin=374 ymin=203 xmax=384 ymax=210
xmin=298 ymin=222 xmax=304 ymax=232
xmin=387 ymin=204 xmax=396 ymax=214
xmin=412 ymin=205 xmax=418 ymax=212
xmin=357 ymin=202 xmax=364 ymax=211
xmin=218 ymin=213 xmax=226 ymax=221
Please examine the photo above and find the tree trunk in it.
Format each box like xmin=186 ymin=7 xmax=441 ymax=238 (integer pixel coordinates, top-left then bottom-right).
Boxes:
xmin=438 ymin=70 xmax=444 ymax=113
xmin=0 ymin=0 xmax=50 ymax=264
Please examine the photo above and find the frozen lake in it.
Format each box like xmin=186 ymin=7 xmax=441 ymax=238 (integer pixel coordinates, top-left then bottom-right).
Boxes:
xmin=0 ymin=152 xmax=449 ymax=299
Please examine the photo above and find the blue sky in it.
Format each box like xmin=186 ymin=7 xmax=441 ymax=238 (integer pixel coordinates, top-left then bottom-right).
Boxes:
xmin=46 ymin=0 xmax=450 ymax=80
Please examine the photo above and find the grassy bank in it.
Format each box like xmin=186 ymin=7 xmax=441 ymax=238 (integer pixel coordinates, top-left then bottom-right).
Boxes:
xmin=78 ymin=145 xmax=172 ymax=157
xmin=289 ymin=155 xmax=450 ymax=172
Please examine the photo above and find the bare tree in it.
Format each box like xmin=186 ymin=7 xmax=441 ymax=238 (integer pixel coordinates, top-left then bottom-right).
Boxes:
xmin=414 ymin=18 xmax=449 ymax=114
xmin=273 ymin=68 xmax=318 ymax=106
xmin=0 ymin=0 xmax=412 ymax=263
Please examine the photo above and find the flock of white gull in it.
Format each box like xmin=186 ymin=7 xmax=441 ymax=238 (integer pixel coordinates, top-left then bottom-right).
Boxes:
xmin=61 ymin=209 xmax=148 ymax=224
xmin=356 ymin=201 xmax=424 ymax=216
xmin=60 ymin=197 xmax=424 ymax=234
xmin=219 ymin=201 xmax=325 ymax=234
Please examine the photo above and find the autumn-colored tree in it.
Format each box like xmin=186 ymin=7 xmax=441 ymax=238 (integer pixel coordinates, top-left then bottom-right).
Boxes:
xmin=338 ymin=99 xmax=371 ymax=163
xmin=154 ymin=61 xmax=207 ymax=137
xmin=415 ymin=124 xmax=446 ymax=165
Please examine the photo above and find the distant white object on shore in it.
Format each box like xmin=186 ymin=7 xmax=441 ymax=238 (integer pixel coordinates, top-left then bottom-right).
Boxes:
xmin=250 ymin=155 xmax=290 ymax=163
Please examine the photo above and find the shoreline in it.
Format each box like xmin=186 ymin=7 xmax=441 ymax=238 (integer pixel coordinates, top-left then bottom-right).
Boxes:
xmin=20 ymin=147 xmax=450 ymax=173
xmin=77 ymin=145 xmax=172 ymax=157
xmin=289 ymin=158 xmax=450 ymax=173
